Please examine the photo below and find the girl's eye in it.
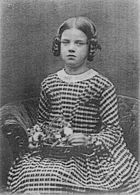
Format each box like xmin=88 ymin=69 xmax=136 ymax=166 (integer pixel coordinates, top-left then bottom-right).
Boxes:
xmin=75 ymin=41 xmax=88 ymax=46
xmin=61 ymin=41 xmax=70 ymax=45
xmin=60 ymin=40 xmax=88 ymax=46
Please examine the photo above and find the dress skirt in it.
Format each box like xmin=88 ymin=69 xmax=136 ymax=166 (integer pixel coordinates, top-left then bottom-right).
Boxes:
xmin=7 ymin=137 xmax=139 ymax=194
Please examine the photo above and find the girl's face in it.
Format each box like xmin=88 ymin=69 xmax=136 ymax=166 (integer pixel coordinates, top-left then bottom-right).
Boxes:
xmin=60 ymin=28 xmax=89 ymax=73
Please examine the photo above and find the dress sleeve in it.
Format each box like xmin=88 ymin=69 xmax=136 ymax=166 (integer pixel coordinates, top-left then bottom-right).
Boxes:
xmin=93 ymin=84 xmax=122 ymax=150
xmin=37 ymin=83 xmax=50 ymax=124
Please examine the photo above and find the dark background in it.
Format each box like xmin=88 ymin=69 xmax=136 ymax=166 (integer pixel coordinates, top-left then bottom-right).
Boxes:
xmin=0 ymin=0 xmax=139 ymax=106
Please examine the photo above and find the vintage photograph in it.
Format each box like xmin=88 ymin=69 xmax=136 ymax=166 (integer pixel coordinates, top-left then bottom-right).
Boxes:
xmin=0 ymin=0 xmax=139 ymax=194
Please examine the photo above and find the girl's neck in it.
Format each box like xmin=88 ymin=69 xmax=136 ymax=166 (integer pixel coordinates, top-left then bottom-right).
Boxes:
xmin=64 ymin=65 xmax=89 ymax=75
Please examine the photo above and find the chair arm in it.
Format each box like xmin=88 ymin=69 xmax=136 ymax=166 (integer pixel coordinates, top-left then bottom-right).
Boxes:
xmin=2 ymin=119 xmax=29 ymax=158
xmin=117 ymin=95 xmax=139 ymax=160
xmin=0 ymin=103 xmax=32 ymax=158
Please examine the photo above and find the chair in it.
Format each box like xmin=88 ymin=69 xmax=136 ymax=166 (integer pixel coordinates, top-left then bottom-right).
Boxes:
xmin=0 ymin=95 xmax=139 ymax=191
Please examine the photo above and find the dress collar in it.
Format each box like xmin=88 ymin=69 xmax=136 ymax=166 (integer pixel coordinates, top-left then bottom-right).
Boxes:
xmin=57 ymin=68 xmax=98 ymax=83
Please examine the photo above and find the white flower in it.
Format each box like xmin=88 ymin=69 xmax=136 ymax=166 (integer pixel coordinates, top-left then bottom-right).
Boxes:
xmin=95 ymin=140 xmax=102 ymax=146
xmin=54 ymin=132 xmax=61 ymax=139
xmin=64 ymin=126 xmax=73 ymax=136
xmin=28 ymin=136 xmax=33 ymax=143
xmin=33 ymin=124 xmax=41 ymax=132
xmin=32 ymin=132 xmax=44 ymax=142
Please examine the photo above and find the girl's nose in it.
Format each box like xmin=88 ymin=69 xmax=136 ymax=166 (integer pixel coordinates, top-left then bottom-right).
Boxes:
xmin=68 ymin=42 xmax=75 ymax=52
xmin=68 ymin=49 xmax=75 ymax=53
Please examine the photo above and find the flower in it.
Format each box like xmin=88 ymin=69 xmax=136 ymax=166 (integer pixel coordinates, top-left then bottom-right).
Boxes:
xmin=54 ymin=132 xmax=61 ymax=139
xmin=64 ymin=126 xmax=73 ymax=136
xmin=33 ymin=124 xmax=41 ymax=132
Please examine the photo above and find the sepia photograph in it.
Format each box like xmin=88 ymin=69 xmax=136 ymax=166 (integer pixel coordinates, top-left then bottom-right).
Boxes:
xmin=0 ymin=0 xmax=139 ymax=194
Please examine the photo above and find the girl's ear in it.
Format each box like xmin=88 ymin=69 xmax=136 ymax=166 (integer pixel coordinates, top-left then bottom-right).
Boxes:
xmin=87 ymin=38 xmax=101 ymax=61
xmin=52 ymin=36 xmax=61 ymax=56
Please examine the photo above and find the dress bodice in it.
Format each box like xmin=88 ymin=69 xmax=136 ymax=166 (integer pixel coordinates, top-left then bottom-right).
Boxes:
xmin=38 ymin=69 xmax=118 ymax=134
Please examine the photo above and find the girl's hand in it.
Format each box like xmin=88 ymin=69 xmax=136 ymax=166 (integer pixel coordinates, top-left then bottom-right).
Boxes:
xmin=68 ymin=133 xmax=89 ymax=146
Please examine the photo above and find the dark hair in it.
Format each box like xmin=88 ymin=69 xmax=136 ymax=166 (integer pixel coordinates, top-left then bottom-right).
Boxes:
xmin=52 ymin=16 xmax=101 ymax=61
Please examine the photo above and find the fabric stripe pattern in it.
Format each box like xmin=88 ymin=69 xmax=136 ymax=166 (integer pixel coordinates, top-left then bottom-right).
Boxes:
xmin=7 ymin=69 xmax=139 ymax=194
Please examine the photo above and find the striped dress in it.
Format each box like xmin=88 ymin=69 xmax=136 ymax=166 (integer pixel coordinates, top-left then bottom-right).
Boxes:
xmin=8 ymin=69 xmax=139 ymax=194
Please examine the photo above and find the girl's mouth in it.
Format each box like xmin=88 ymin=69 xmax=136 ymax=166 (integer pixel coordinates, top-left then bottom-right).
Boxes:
xmin=67 ymin=55 xmax=76 ymax=60
xmin=67 ymin=55 xmax=76 ymax=57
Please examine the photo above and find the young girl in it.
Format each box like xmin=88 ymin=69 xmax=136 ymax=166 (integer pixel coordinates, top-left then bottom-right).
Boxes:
xmin=8 ymin=16 xmax=139 ymax=194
